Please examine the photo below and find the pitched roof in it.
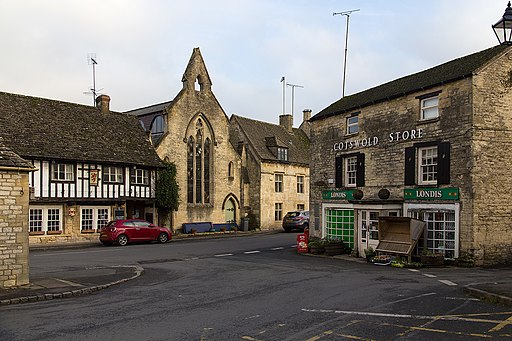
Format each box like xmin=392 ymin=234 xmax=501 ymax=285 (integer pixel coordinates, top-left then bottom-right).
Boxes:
xmin=0 ymin=137 xmax=33 ymax=170
xmin=0 ymin=92 xmax=163 ymax=167
xmin=312 ymin=44 xmax=511 ymax=121
xmin=231 ymin=115 xmax=310 ymax=166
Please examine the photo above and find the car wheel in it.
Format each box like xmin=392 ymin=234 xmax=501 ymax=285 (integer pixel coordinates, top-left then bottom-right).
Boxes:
xmin=117 ymin=234 xmax=128 ymax=246
xmin=158 ymin=233 xmax=169 ymax=243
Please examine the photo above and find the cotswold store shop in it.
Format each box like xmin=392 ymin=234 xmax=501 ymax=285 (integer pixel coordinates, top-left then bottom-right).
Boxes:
xmin=404 ymin=188 xmax=460 ymax=259
xmin=321 ymin=190 xmax=402 ymax=258
xmin=321 ymin=188 xmax=460 ymax=259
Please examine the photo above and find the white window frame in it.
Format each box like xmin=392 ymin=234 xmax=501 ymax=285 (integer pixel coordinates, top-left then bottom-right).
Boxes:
xmin=418 ymin=146 xmax=438 ymax=185
xmin=274 ymin=173 xmax=284 ymax=192
xmin=344 ymin=156 xmax=358 ymax=187
xmin=29 ymin=206 xmax=63 ymax=232
xmin=297 ymin=175 xmax=304 ymax=193
xmin=420 ymin=96 xmax=439 ymax=120
xmin=52 ymin=163 xmax=74 ymax=181
xmin=131 ymin=168 xmax=149 ymax=185
xmin=80 ymin=206 xmax=111 ymax=231
xmin=347 ymin=115 xmax=359 ymax=135
xmin=103 ymin=166 xmax=123 ymax=183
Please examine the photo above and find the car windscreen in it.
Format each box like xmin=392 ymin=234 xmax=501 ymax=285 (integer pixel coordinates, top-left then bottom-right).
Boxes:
xmin=285 ymin=212 xmax=300 ymax=218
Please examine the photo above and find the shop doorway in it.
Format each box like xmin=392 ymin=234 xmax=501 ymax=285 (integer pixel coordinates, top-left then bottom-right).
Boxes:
xmin=357 ymin=209 xmax=400 ymax=257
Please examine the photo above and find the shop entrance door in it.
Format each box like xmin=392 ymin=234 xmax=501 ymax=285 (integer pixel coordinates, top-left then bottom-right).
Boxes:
xmin=358 ymin=210 xmax=380 ymax=257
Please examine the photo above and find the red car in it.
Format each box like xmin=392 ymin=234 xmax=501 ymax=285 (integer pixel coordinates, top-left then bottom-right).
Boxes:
xmin=99 ymin=219 xmax=172 ymax=246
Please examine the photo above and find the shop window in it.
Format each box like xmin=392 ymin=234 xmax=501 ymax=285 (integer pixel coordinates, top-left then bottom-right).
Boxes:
xmin=325 ymin=208 xmax=354 ymax=248
xmin=29 ymin=206 xmax=62 ymax=233
xmin=274 ymin=203 xmax=283 ymax=221
xmin=346 ymin=114 xmax=359 ymax=135
xmin=335 ymin=153 xmax=365 ymax=188
xmin=409 ymin=209 xmax=456 ymax=259
xmin=275 ymin=173 xmax=284 ymax=192
xmin=297 ymin=175 xmax=304 ymax=193
xmin=404 ymin=142 xmax=450 ymax=186
xmin=51 ymin=163 xmax=74 ymax=182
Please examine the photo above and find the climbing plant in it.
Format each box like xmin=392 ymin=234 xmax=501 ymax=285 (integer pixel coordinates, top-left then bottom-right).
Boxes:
xmin=155 ymin=160 xmax=180 ymax=227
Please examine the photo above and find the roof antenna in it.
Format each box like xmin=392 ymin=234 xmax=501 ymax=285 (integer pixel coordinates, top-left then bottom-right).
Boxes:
xmin=84 ymin=53 xmax=102 ymax=105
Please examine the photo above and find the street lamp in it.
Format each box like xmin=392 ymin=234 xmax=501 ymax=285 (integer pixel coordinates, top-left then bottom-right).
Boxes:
xmin=492 ymin=2 xmax=512 ymax=45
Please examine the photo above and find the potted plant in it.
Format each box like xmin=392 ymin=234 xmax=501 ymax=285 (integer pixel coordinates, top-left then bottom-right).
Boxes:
xmin=364 ymin=247 xmax=376 ymax=262
xmin=308 ymin=238 xmax=325 ymax=255
xmin=420 ymin=249 xmax=445 ymax=267
xmin=323 ymin=237 xmax=345 ymax=256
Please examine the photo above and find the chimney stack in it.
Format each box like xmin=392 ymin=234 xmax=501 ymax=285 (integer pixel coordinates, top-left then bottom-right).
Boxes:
xmin=95 ymin=94 xmax=111 ymax=114
xmin=279 ymin=114 xmax=293 ymax=133
xmin=302 ymin=109 xmax=312 ymax=123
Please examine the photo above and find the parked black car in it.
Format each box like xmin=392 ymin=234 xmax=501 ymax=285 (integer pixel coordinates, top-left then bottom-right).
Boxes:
xmin=282 ymin=210 xmax=309 ymax=232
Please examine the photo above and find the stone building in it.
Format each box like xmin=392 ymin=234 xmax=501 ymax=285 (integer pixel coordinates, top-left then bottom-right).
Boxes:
xmin=129 ymin=48 xmax=311 ymax=231
xmin=127 ymin=48 xmax=243 ymax=230
xmin=0 ymin=139 xmax=33 ymax=288
xmin=0 ymin=92 xmax=163 ymax=245
xmin=229 ymin=113 xmax=310 ymax=229
xmin=309 ymin=44 xmax=512 ymax=266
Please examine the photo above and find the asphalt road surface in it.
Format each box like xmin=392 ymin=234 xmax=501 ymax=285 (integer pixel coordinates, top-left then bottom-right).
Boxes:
xmin=1 ymin=233 xmax=511 ymax=340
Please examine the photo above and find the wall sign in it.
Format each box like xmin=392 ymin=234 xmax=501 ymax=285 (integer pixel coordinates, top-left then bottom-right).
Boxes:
xmin=90 ymin=169 xmax=99 ymax=186
xmin=404 ymin=188 xmax=459 ymax=200
xmin=322 ymin=189 xmax=356 ymax=200
xmin=333 ymin=128 xmax=424 ymax=151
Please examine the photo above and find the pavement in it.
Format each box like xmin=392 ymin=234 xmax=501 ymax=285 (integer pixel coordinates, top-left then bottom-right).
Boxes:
xmin=1 ymin=231 xmax=511 ymax=307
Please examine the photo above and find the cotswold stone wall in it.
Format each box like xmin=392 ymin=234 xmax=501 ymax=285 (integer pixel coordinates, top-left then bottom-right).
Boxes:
xmin=471 ymin=49 xmax=512 ymax=265
xmin=0 ymin=171 xmax=29 ymax=288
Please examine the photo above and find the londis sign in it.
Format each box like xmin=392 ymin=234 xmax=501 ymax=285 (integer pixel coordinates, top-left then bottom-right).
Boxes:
xmin=322 ymin=190 xmax=356 ymax=200
xmin=404 ymin=188 xmax=459 ymax=200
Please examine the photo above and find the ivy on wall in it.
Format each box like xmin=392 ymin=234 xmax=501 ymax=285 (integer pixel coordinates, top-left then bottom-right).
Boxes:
xmin=155 ymin=160 xmax=180 ymax=215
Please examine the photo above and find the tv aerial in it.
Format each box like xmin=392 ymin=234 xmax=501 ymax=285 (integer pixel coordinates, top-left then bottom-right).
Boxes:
xmin=84 ymin=53 xmax=103 ymax=105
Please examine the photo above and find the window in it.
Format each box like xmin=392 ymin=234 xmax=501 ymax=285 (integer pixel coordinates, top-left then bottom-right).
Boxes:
xmin=420 ymin=96 xmax=439 ymax=120
xmin=277 ymin=147 xmax=288 ymax=161
xmin=228 ymin=161 xmax=234 ymax=178
xmin=347 ymin=115 xmax=359 ymax=134
xmin=405 ymin=142 xmax=450 ymax=186
xmin=186 ymin=117 xmax=213 ymax=204
xmin=325 ymin=208 xmax=354 ymax=248
xmin=297 ymin=175 xmax=304 ymax=193
xmin=335 ymin=153 xmax=365 ymax=188
xmin=150 ymin=115 xmax=165 ymax=143
xmin=418 ymin=146 xmax=438 ymax=185
xmin=29 ymin=206 xmax=62 ymax=233
xmin=409 ymin=209 xmax=456 ymax=258
xmin=297 ymin=204 xmax=305 ymax=210
xmin=344 ymin=156 xmax=358 ymax=187
xmin=81 ymin=207 xmax=110 ymax=231
xmin=275 ymin=173 xmax=283 ymax=192
xmin=131 ymin=168 xmax=149 ymax=185
xmin=275 ymin=203 xmax=283 ymax=221
xmin=103 ymin=166 xmax=123 ymax=183
xmin=52 ymin=163 xmax=74 ymax=181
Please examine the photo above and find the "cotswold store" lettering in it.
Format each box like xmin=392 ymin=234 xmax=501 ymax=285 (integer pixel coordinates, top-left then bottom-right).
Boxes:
xmin=333 ymin=128 xmax=423 ymax=151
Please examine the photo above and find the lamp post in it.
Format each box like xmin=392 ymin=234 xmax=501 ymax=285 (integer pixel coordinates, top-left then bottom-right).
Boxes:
xmin=334 ymin=9 xmax=359 ymax=98
xmin=492 ymin=1 xmax=512 ymax=45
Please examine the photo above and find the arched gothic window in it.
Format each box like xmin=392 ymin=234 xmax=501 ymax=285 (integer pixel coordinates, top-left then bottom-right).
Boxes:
xmin=187 ymin=117 xmax=213 ymax=204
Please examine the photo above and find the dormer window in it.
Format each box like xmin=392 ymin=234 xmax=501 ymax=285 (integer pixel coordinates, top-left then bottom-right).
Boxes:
xmin=277 ymin=147 xmax=288 ymax=161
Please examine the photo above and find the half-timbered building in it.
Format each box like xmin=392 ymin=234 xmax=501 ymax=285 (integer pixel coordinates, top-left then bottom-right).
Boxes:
xmin=0 ymin=92 xmax=163 ymax=244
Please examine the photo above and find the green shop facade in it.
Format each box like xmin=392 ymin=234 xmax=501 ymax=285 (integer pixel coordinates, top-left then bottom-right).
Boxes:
xmin=309 ymin=45 xmax=512 ymax=265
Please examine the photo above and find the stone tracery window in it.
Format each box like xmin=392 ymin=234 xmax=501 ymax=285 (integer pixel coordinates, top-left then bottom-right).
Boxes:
xmin=187 ymin=117 xmax=212 ymax=204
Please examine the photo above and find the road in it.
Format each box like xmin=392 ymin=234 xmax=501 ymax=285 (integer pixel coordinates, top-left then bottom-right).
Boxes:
xmin=1 ymin=233 xmax=511 ymax=340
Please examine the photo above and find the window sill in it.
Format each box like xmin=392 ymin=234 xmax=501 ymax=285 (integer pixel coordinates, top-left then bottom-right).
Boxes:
xmin=81 ymin=229 xmax=97 ymax=234
xmin=344 ymin=132 xmax=359 ymax=138
xmin=47 ymin=230 xmax=63 ymax=235
xmin=29 ymin=231 xmax=45 ymax=236
xmin=417 ymin=117 xmax=440 ymax=125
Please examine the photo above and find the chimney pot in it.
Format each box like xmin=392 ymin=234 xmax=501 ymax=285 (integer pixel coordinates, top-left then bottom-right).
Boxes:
xmin=302 ymin=109 xmax=312 ymax=123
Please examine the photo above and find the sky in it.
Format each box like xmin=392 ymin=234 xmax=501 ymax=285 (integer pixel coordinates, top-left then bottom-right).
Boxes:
xmin=0 ymin=0 xmax=506 ymax=127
